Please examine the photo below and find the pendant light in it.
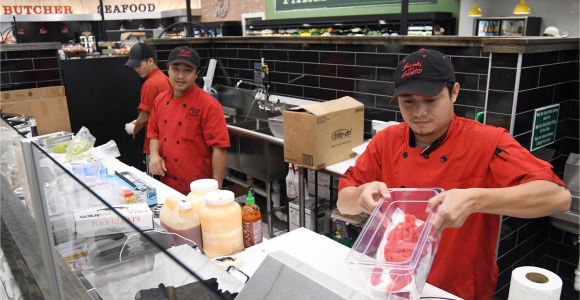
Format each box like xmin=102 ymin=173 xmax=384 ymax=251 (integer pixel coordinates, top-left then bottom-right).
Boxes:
xmin=513 ymin=0 xmax=531 ymax=15
xmin=468 ymin=2 xmax=483 ymax=17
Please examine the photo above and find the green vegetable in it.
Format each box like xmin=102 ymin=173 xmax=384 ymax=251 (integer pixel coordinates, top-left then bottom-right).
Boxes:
xmin=51 ymin=142 xmax=68 ymax=153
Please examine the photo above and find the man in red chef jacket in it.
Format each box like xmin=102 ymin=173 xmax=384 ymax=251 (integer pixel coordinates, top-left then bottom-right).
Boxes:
xmin=125 ymin=42 xmax=171 ymax=172
xmin=147 ymin=46 xmax=230 ymax=194
xmin=337 ymin=49 xmax=571 ymax=299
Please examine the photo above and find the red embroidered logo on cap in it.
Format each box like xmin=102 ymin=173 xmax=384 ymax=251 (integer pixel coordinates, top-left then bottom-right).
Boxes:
xmin=178 ymin=49 xmax=192 ymax=57
xmin=401 ymin=61 xmax=423 ymax=79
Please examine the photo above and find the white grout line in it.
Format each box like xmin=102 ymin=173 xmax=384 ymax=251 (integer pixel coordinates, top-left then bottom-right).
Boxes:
xmin=483 ymin=52 xmax=493 ymax=124
xmin=520 ymin=60 xmax=580 ymax=69
xmin=509 ymin=53 xmax=523 ymax=135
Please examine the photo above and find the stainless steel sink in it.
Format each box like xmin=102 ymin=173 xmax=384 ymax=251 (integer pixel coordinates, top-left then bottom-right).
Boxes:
xmin=551 ymin=194 xmax=579 ymax=235
xmin=225 ymin=117 xmax=285 ymax=182
xmin=231 ymin=119 xmax=270 ymax=131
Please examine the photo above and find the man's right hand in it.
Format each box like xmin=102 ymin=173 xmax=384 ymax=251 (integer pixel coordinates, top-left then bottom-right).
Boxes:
xmin=149 ymin=154 xmax=167 ymax=177
xmin=358 ymin=181 xmax=391 ymax=214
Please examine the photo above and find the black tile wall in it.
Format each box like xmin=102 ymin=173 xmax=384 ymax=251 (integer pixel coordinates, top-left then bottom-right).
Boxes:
xmin=455 ymin=73 xmax=479 ymax=90
xmin=304 ymin=63 xmax=336 ymax=77
xmin=519 ymin=67 xmax=540 ymax=91
xmin=486 ymin=112 xmax=511 ymax=130
xmin=289 ymin=51 xmax=319 ymax=63
xmin=456 ymin=89 xmax=486 ymax=107
xmin=516 ymin=86 xmax=555 ymax=113
xmin=492 ymin=53 xmax=518 ymax=68
xmin=199 ymin=41 xmax=493 ymax=132
xmin=454 ymin=105 xmax=477 ymax=120
xmin=490 ymin=68 xmax=517 ymax=91
xmin=451 ymin=56 xmax=489 ymax=74
xmin=487 ymin=91 xmax=514 ymax=114
xmin=0 ymin=49 xmax=61 ymax=91
xmin=337 ymin=65 xmax=376 ymax=80
xmin=319 ymin=52 xmax=355 ymax=65
xmin=356 ymin=53 xmax=398 ymax=68
xmin=376 ymin=68 xmax=395 ymax=82
xmin=522 ymin=51 xmax=559 ymax=67
xmin=501 ymin=48 xmax=579 ymax=299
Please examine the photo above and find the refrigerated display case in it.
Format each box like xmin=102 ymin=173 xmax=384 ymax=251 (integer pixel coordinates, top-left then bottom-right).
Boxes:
xmin=474 ymin=17 xmax=541 ymax=37
xmin=0 ymin=117 xmax=240 ymax=299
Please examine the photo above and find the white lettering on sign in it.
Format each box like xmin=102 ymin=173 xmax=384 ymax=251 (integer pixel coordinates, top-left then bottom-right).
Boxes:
xmin=282 ymin=0 xmax=328 ymax=4
xmin=2 ymin=5 xmax=73 ymax=14
xmin=97 ymin=3 xmax=156 ymax=13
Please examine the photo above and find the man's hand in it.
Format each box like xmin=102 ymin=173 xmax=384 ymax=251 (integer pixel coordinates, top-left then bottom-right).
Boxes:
xmin=358 ymin=181 xmax=391 ymax=214
xmin=149 ymin=154 xmax=167 ymax=177
xmin=133 ymin=110 xmax=150 ymax=139
xmin=125 ymin=119 xmax=136 ymax=135
xmin=427 ymin=189 xmax=479 ymax=234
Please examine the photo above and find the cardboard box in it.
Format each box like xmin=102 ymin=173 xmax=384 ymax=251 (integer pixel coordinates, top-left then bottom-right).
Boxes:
xmin=0 ymin=86 xmax=72 ymax=135
xmin=283 ymin=97 xmax=364 ymax=169
xmin=74 ymin=203 xmax=153 ymax=238
xmin=289 ymin=199 xmax=330 ymax=235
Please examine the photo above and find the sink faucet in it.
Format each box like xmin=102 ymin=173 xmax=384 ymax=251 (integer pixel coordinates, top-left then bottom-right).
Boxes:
xmin=236 ymin=80 xmax=272 ymax=120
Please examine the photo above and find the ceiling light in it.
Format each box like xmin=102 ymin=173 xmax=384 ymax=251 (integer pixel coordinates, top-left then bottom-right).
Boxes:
xmin=468 ymin=2 xmax=483 ymax=17
xmin=513 ymin=0 xmax=531 ymax=15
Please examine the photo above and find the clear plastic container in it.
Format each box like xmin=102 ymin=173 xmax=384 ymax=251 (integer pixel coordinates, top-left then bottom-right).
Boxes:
xmin=268 ymin=115 xmax=284 ymax=139
xmin=346 ymin=188 xmax=442 ymax=300
xmin=200 ymin=190 xmax=243 ymax=258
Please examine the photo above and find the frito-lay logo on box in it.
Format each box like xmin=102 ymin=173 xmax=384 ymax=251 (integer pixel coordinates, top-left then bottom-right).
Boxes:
xmin=332 ymin=129 xmax=352 ymax=141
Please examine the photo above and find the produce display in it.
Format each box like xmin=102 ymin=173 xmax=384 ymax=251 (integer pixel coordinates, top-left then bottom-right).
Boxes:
xmin=248 ymin=26 xmax=397 ymax=37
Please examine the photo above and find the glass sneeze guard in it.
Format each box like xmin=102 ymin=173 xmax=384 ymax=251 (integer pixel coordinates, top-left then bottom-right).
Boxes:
xmin=1 ymin=117 xmax=237 ymax=299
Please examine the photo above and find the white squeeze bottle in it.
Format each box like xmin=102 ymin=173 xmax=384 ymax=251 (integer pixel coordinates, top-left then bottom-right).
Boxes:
xmin=201 ymin=190 xmax=244 ymax=258
xmin=286 ymin=164 xmax=298 ymax=201
xmin=186 ymin=179 xmax=219 ymax=215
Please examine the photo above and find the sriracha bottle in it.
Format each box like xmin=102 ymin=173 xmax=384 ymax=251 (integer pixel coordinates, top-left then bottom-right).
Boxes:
xmin=242 ymin=191 xmax=263 ymax=247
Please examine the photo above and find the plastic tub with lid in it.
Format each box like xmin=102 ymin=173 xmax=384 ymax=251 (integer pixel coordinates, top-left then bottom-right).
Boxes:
xmin=346 ymin=188 xmax=442 ymax=300
xmin=200 ymin=190 xmax=243 ymax=258
xmin=186 ymin=179 xmax=219 ymax=214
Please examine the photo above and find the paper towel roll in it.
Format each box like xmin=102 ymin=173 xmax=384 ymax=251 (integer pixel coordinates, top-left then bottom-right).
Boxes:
xmin=508 ymin=266 xmax=562 ymax=300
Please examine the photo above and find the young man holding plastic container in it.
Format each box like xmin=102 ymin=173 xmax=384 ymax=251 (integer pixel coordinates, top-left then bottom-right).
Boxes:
xmin=147 ymin=46 xmax=230 ymax=195
xmin=124 ymin=42 xmax=171 ymax=171
xmin=337 ymin=49 xmax=571 ymax=299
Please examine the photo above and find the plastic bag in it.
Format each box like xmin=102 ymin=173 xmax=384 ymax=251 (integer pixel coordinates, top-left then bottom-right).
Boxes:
xmin=91 ymin=140 xmax=121 ymax=160
xmin=66 ymin=126 xmax=96 ymax=161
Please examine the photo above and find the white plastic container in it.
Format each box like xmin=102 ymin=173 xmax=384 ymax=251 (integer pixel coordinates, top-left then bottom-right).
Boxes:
xmin=346 ymin=188 xmax=442 ymax=300
xmin=186 ymin=179 xmax=219 ymax=214
xmin=201 ymin=190 xmax=243 ymax=258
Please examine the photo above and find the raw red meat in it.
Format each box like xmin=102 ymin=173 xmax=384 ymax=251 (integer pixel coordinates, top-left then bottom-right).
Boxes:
xmin=382 ymin=214 xmax=423 ymax=292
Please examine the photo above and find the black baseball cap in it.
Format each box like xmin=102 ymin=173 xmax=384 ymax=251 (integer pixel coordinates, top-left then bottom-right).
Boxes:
xmin=167 ymin=46 xmax=201 ymax=69
xmin=125 ymin=43 xmax=156 ymax=68
xmin=390 ymin=49 xmax=456 ymax=104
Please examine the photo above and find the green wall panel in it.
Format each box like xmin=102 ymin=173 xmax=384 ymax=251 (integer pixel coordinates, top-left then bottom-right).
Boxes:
xmin=266 ymin=0 xmax=460 ymax=20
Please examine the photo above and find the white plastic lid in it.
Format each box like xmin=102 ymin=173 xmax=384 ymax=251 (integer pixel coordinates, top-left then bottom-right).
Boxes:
xmin=179 ymin=201 xmax=192 ymax=210
xmin=204 ymin=190 xmax=235 ymax=205
xmin=190 ymin=179 xmax=219 ymax=194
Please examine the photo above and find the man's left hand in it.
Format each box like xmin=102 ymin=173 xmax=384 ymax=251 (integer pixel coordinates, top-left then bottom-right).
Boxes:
xmin=427 ymin=189 xmax=479 ymax=235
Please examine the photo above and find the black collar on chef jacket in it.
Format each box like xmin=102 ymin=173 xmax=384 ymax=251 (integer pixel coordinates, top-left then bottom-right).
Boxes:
xmin=409 ymin=130 xmax=447 ymax=159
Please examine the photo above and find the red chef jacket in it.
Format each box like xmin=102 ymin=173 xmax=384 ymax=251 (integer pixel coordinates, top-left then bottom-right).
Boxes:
xmin=147 ymin=84 xmax=230 ymax=195
xmin=339 ymin=115 xmax=566 ymax=300
xmin=138 ymin=67 xmax=171 ymax=154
